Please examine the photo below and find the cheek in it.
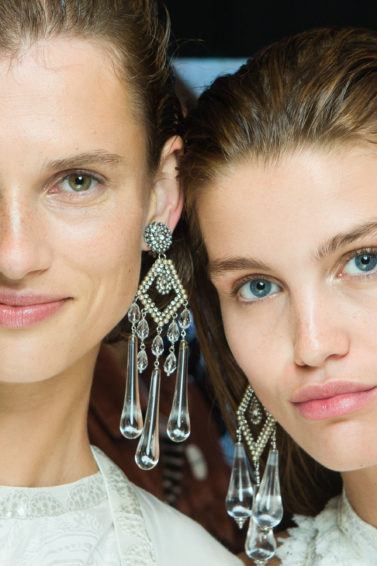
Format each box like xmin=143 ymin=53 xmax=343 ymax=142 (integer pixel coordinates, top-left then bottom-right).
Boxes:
xmin=220 ymin=302 xmax=286 ymax=411
xmin=57 ymin=205 xmax=144 ymax=329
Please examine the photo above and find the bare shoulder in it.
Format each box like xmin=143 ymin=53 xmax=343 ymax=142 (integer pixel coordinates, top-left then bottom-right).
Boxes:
xmin=237 ymin=530 xmax=290 ymax=565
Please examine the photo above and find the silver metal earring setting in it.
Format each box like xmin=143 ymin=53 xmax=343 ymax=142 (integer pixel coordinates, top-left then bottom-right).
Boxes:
xmin=226 ymin=385 xmax=283 ymax=565
xmin=120 ymin=221 xmax=191 ymax=470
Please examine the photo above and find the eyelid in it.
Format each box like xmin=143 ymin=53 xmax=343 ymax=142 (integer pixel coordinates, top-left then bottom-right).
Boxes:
xmin=231 ymin=273 xmax=282 ymax=297
xmin=338 ymin=246 xmax=377 ymax=276
xmin=46 ymin=168 xmax=107 ymax=194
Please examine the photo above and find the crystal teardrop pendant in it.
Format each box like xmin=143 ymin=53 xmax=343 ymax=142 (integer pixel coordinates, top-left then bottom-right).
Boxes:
xmin=136 ymin=318 xmax=149 ymax=341
xmin=163 ymin=351 xmax=177 ymax=375
xmin=253 ymin=449 xmax=283 ymax=529
xmin=120 ymin=335 xmax=143 ymax=439
xmin=167 ymin=320 xmax=180 ymax=343
xmin=225 ymin=441 xmax=254 ymax=529
xmin=178 ymin=308 xmax=191 ymax=330
xmin=137 ymin=349 xmax=148 ymax=373
xmin=135 ymin=368 xmax=161 ymax=470
xmin=167 ymin=340 xmax=190 ymax=442
xmin=127 ymin=302 xmax=141 ymax=324
xmin=245 ymin=519 xmax=276 ymax=563
xmin=151 ymin=334 xmax=164 ymax=357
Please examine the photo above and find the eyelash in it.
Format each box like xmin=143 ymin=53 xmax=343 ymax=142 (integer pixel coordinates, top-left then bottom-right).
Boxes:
xmin=47 ymin=170 xmax=106 ymax=198
xmin=231 ymin=274 xmax=280 ymax=300
xmin=231 ymin=246 xmax=377 ymax=301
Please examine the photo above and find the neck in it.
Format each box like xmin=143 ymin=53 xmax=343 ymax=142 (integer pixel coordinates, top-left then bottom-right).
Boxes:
xmin=0 ymin=347 xmax=99 ymax=487
xmin=342 ymin=467 xmax=377 ymax=527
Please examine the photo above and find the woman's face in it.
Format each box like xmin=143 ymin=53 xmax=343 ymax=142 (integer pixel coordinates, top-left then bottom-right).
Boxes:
xmin=0 ymin=37 xmax=172 ymax=383
xmin=198 ymin=145 xmax=377 ymax=472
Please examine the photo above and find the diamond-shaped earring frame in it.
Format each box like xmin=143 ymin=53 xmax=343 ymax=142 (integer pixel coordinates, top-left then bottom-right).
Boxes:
xmin=136 ymin=258 xmax=188 ymax=326
xmin=237 ymin=385 xmax=275 ymax=464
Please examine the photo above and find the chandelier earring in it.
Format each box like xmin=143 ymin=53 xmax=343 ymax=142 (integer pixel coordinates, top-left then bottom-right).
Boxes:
xmin=226 ymin=385 xmax=283 ymax=565
xmin=120 ymin=221 xmax=191 ymax=470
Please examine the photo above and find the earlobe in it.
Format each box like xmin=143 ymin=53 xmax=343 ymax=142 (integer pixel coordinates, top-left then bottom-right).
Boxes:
xmin=145 ymin=135 xmax=183 ymax=242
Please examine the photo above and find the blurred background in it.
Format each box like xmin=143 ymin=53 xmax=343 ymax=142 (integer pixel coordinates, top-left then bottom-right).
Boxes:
xmin=167 ymin=0 xmax=377 ymax=92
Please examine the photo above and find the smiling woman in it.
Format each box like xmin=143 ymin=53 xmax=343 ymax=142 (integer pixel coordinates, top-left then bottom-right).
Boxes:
xmin=0 ymin=1 xmax=241 ymax=565
xmin=181 ymin=27 xmax=377 ymax=565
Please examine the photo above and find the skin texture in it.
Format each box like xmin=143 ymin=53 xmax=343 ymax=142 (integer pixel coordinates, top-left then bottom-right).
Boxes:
xmin=0 ymin=37 xmax=182 ymax=486
xmin=197 ymin=145 xmax=377 ymax=530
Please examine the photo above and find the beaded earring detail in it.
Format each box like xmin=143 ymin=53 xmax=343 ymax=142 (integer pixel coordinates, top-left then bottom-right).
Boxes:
xmin=226 ymin=385 xmax=283 ymax=565
xmin=120 ymin=222 xmax=191 ymax=470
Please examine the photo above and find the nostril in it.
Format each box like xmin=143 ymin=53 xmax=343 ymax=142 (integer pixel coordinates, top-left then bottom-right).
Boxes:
xmin=294 ymin=329 xmax=350 ymax=369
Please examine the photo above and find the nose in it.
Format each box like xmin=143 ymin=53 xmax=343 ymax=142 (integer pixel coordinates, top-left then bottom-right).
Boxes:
xmin=0 ymin=194 xmax=51 ymax=282
xmin=292 ymin=291 xmax=350 ymax=368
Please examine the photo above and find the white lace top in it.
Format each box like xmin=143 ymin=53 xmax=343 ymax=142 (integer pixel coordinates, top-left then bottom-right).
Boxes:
xmin=276 ymin=490 xmax=377 ymax=565
xmin=0 ymin=470 xmax=118 ymax=565
xmin=0 ymin=446 xmax=241 ymax=566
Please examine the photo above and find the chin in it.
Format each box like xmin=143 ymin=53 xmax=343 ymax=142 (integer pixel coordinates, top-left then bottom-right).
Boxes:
xmin=0 ymin=363 xmax=62 ymax=384
xmin=293 ymin=419 xmax=377 ymax=473
xmin=315 ymin=453 xmax=377 ymax=473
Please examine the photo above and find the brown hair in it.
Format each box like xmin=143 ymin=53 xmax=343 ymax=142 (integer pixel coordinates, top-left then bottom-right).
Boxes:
xmin=0 ymin=0 xmax=181 ymax=169
xmin=181 ymin=27 xmax=377 ymax=519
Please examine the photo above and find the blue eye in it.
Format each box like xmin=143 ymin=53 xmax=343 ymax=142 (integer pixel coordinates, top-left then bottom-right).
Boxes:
xmin=238 ymin=278 xmax=280 ymax=302
xmin=343 ymin=252 xmax=377 ymax=276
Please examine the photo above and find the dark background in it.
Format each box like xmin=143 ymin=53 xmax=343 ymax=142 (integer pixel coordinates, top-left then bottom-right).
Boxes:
xmin=165 ymin=1 xmax=377 ymax=57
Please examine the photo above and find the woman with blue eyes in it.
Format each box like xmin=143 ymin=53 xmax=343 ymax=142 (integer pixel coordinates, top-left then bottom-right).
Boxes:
xmin=181 ymin=27 xmax=377 ymax=564
xmin=0 ymin=1 xmax=242 ymax=565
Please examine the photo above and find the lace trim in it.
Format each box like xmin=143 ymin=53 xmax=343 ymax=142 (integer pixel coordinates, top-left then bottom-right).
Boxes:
xmin=0 ymin=472 xmax=106 ymax=519
xmin=92 ymin=446 xmax=157 ymax=566
xmin=276 ymin=492 xmax=377 ymax=565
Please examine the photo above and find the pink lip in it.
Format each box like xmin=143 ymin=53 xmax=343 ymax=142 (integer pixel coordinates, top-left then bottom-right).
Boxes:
xmin=0 ymin=293 xmax=70 ymax=328
xmin=291 ymin=381 xmax=377 ymax=421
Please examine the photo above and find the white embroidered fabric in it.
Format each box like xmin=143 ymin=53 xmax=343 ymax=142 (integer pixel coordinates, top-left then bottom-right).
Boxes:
xmin=0 ymin=471 xmax=120 ymax=565
xmin=276 ymin=490 xmax=377 ymax=565
xmin=92 ymin=446 xmax=241 ymax=566
xmin=0 ymin=448 xmax=242 ymax=566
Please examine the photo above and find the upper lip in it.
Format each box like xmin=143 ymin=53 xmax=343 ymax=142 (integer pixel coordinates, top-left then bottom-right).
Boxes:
xmin=290 ymin=381 xmax=377 ymax=403
xmin=0 ymin=292 xmax=69 ymax=307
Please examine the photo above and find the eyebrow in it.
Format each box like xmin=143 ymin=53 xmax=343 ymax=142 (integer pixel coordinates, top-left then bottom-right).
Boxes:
xmin=47 ymin=150 xmax=124 ymax=171
xmin=208 ymin=219 xmax=377 ymax=278
xmin=314 ymin=219 xmax=377 ymax=260
xmin=209 ymin=256 xmax=272 ymax=277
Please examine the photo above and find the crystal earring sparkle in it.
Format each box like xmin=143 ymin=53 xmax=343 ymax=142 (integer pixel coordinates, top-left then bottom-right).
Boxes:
xmin=226 ymin=385 xmax=283 ymax=565
xmin=120 ymin=221 xmax=191 ymax=470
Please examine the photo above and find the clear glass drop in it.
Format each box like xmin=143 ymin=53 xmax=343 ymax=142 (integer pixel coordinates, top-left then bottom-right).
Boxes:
xmin=120 ymin=335 xmax=143 ymax=439
xmin=167 ymin=340 xmax=190 ymax=442
xmin=135 ymin=368 xmax=161 ymax=470
xmin=178 ymin=308 xmax=191 ymax=330
xmin=225 ymin=441 xmax=254 ymax=529
xmin=253 ymin=449 xmax=283 ymax=529
xmin=163 ymin=351 xmax=177 ymax=375
xmin=137 ymin=349 xmax=148 ymax=373
xmin=127 ymin=302 xmax=140 ymax=324
xmin=167 ymin=320 xmax=180 ymax=343
xmin=136 ymin=318 xmax=149 ymax=340
xmin=152 ymin=334 xmax=164 ymax=357
xmin=245 ymin=519 xmax=276 ymax=563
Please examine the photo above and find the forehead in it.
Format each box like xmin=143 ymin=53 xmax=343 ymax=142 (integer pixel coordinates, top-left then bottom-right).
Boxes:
xmin=197 ymin=146 xmax=377 ymax=262
xmin=0 ymin=36 xmax=145 ymax=163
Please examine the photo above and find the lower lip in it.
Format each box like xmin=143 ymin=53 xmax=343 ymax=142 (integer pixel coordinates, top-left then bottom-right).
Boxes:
xmin=294 ymin=387 xmax=377 ymax=420
xmin=0 ymin=300 xmax=68 ymax=329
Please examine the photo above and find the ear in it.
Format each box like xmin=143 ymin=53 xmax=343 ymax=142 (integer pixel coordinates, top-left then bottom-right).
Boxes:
xmin=143 ymin=136 xmax=183 ymax=251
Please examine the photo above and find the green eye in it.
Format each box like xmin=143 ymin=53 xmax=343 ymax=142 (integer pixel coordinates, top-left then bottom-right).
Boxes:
xmin=66 ymin=174 xmax=93 ymax=192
